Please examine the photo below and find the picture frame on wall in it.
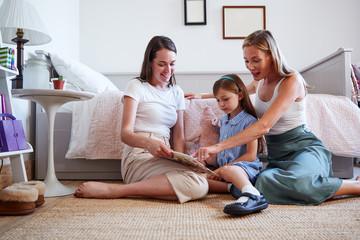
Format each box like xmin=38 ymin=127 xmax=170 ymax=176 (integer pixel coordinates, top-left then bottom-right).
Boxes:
xmin=223 ymin=6 xmax=266 ymax=39
xmin=184 ymin=0 xmax=207 ymax=25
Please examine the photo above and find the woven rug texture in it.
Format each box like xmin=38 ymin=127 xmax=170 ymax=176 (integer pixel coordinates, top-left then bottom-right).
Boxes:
xmin=1 ymin=193 xmax=359 ymax=240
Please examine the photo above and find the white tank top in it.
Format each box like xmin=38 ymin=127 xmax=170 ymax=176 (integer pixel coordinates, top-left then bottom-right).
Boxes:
xmin=254 ymin=78 xmax=306 ymax=135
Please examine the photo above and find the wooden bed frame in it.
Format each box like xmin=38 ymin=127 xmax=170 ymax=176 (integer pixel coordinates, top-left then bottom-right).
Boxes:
xmin=34 ymin=49 xmax=356 ymax=180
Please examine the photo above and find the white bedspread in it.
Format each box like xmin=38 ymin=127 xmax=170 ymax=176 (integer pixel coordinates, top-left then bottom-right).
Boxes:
xmin=305 ymin=94 xmax=360 ymax=157
xmin=65 ymin=93 xmax=360 ymax=160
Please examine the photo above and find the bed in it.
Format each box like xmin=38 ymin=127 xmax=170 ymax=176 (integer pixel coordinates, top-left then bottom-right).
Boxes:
xmin=34 ymin=49 xmax=360 ymax=180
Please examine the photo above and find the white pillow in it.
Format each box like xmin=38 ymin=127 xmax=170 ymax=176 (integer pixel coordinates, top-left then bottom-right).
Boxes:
xmin=65 ymin=96 xmax=98 ymax=159
xmin=50 ymin=54 xmax=119 ymax=93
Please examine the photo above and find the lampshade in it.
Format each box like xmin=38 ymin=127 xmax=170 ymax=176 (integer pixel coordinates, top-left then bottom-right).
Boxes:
xmin=0 ymin=0 xmax=51 ymax=46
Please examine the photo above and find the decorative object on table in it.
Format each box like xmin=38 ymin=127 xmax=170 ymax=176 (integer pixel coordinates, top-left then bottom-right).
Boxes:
xmin=223 ymin=6 xmax=266 ymax=39
xmin=0 ymin=0 xmax=51 ymax=89
xmin=184 ymin=0 xmax=206 ymax=25
xmin=0 ymin=113 xmax=27 ymax=152
xmin=23 ymin=58 xmax=50 ymax=89
xmin=52 ymin=75 xmax=65 ymax=90
xmin=0 ymin=47 xmax=15 ymax=70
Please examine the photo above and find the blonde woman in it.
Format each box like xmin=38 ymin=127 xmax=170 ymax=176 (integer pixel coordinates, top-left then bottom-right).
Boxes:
xmin=189 ymin=30 xmax=360 ymax=214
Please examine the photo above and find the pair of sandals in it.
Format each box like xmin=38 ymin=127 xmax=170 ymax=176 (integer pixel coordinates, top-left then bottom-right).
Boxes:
xmin=0 ymin=181 xmax=46 ymax=216
xmin=223 ymin=185 xmax=268 ymax=216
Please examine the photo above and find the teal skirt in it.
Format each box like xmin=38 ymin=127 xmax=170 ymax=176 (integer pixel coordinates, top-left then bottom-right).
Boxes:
xmin=255 ymin=125 xmax=342 ymax=205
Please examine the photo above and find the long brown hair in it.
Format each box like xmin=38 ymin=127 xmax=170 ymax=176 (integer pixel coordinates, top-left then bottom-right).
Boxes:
xmin=213 ymin=74 xmax=265 ymax=153
xmin=137 ymin=36 xmax=177 ymax=86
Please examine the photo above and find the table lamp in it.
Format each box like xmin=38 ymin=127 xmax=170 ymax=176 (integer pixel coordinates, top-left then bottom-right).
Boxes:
xmin=0 ymin=0 xmax=51 ymax=89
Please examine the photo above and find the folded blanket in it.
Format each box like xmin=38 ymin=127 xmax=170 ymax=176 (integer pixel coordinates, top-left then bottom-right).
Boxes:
xmin=86 ymin=91 xmax=125 ymax=159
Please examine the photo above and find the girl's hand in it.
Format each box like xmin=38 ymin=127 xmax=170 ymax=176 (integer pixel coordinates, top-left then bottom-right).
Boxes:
xmin=184 ymin=92 xmax=202 ymax=99
xmin=208 ymin=168 xmax=222 ymax=181
xmin=146 ymin=139 xmax=173 ymax=158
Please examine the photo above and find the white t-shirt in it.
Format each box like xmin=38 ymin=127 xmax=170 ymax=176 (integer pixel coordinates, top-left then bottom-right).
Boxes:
xmin=123 ymin=78 xmax=185 ymax=139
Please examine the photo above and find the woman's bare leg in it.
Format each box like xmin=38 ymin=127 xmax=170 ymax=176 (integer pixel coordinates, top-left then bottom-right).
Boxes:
xmin=207 ymin=179 xmax=228 ymax=193
xmin=74 ymin=173 xmax=178 ymax=201
xmin=330 ymin=176 xmax=360 ymax=198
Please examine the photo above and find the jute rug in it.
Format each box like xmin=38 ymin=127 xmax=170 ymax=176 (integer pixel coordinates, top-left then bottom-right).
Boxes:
xmin=1 ymin=193 xmax=359 ymax=240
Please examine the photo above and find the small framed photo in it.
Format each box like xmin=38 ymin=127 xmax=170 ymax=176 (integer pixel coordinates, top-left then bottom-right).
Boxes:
xmin=184 ymin=0 xmax=207 ymax=25
xmin=223 ymin=6 xmax=266 ymax=39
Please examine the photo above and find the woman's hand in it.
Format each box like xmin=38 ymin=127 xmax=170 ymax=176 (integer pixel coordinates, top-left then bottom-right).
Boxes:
xmin=184 ymin=93 xmax=215 ymax=100
xmin=191 ymin=145 xmax=220 ymax=163
xmin=147 ymin=139 xmax=173 ymax=158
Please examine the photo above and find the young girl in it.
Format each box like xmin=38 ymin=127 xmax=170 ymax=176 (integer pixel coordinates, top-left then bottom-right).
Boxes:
xmin=197 ymin=74 xmax=268 ymax=216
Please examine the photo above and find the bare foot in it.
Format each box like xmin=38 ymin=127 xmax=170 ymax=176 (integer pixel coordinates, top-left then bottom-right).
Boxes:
xmin=74 ymin=181 xmax=124 ymax=199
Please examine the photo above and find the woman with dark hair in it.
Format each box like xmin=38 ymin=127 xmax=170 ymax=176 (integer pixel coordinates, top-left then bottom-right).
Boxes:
xmin=75 ymin=36 xmax=208 ymax=203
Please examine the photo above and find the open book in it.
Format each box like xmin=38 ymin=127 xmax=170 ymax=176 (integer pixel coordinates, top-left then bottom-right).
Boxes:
xmin=163 ymin=151 xmax=218 ymax=176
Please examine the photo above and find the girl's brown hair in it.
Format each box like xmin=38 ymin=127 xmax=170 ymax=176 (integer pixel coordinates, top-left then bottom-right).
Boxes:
xmin=213 ymin=74 xmax=265 ymax=153
xmin=137 ymin=36 xmax=177 ymax=86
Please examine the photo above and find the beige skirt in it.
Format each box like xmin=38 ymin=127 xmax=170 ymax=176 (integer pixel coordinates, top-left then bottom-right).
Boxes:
xmin=121 ymin=132 xmax=208 ymax=203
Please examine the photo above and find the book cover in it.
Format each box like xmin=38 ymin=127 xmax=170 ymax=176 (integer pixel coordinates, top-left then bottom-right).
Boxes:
xmin=163 ymin=151 xmax=218 ymax=176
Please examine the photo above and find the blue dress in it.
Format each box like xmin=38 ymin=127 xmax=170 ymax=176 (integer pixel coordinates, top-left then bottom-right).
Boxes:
xmin=217 ymin=110 xmax=263 ymax=184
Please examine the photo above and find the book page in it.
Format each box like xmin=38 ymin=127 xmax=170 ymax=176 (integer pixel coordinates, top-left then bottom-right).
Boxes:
xmin=164 ymin=151 xmax=218 ymax=176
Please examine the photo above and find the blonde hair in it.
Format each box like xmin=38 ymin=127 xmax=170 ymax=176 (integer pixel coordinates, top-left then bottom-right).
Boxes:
xmin=242 ymin=30 xmax=294 ymax=77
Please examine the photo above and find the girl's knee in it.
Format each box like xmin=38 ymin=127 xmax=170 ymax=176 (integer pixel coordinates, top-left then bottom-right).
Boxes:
xmin=219 ymin=165 xmax=231 ymax=176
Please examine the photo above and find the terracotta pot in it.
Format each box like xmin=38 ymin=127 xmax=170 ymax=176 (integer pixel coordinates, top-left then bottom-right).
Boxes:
xmin=53 ymin=80 xmax=65 ymax=90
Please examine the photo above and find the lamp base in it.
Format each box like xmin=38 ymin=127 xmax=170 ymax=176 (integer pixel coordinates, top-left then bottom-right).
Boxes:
xmin=11 ymin=37 xmax=29 ymax=89
xmin=12 ymin=75 xmax=24 ymax=89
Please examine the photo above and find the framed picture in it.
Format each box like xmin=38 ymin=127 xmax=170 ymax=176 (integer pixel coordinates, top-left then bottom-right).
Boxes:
xmin=223 ymin=6 xmax=266 ymax=39
xmin=184 ymin=0 xmax=206 ymax=25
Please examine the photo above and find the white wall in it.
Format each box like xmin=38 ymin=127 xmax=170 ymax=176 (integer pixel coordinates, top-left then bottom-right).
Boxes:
xmin=0 ymin=0 xmax=80 ymax=59
xmin=79 ymin=0 xmax=360 ymax=74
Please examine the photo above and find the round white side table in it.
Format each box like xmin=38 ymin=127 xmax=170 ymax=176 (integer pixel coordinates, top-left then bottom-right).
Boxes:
xmin=12 ymin=89 xmax=95 ymax=197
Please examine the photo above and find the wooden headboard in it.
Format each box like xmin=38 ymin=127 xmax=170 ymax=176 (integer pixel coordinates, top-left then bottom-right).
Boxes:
xmin=300 ymin=48 xmax=353 ymax=99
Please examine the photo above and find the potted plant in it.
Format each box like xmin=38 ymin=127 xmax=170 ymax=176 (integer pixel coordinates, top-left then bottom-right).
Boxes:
xmin=52 ymin=75 xmax=65 ymax=90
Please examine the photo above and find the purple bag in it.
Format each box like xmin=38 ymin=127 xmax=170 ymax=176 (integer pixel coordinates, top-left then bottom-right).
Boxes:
xmin=0 ymin=113 xmax=27 ymax=152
